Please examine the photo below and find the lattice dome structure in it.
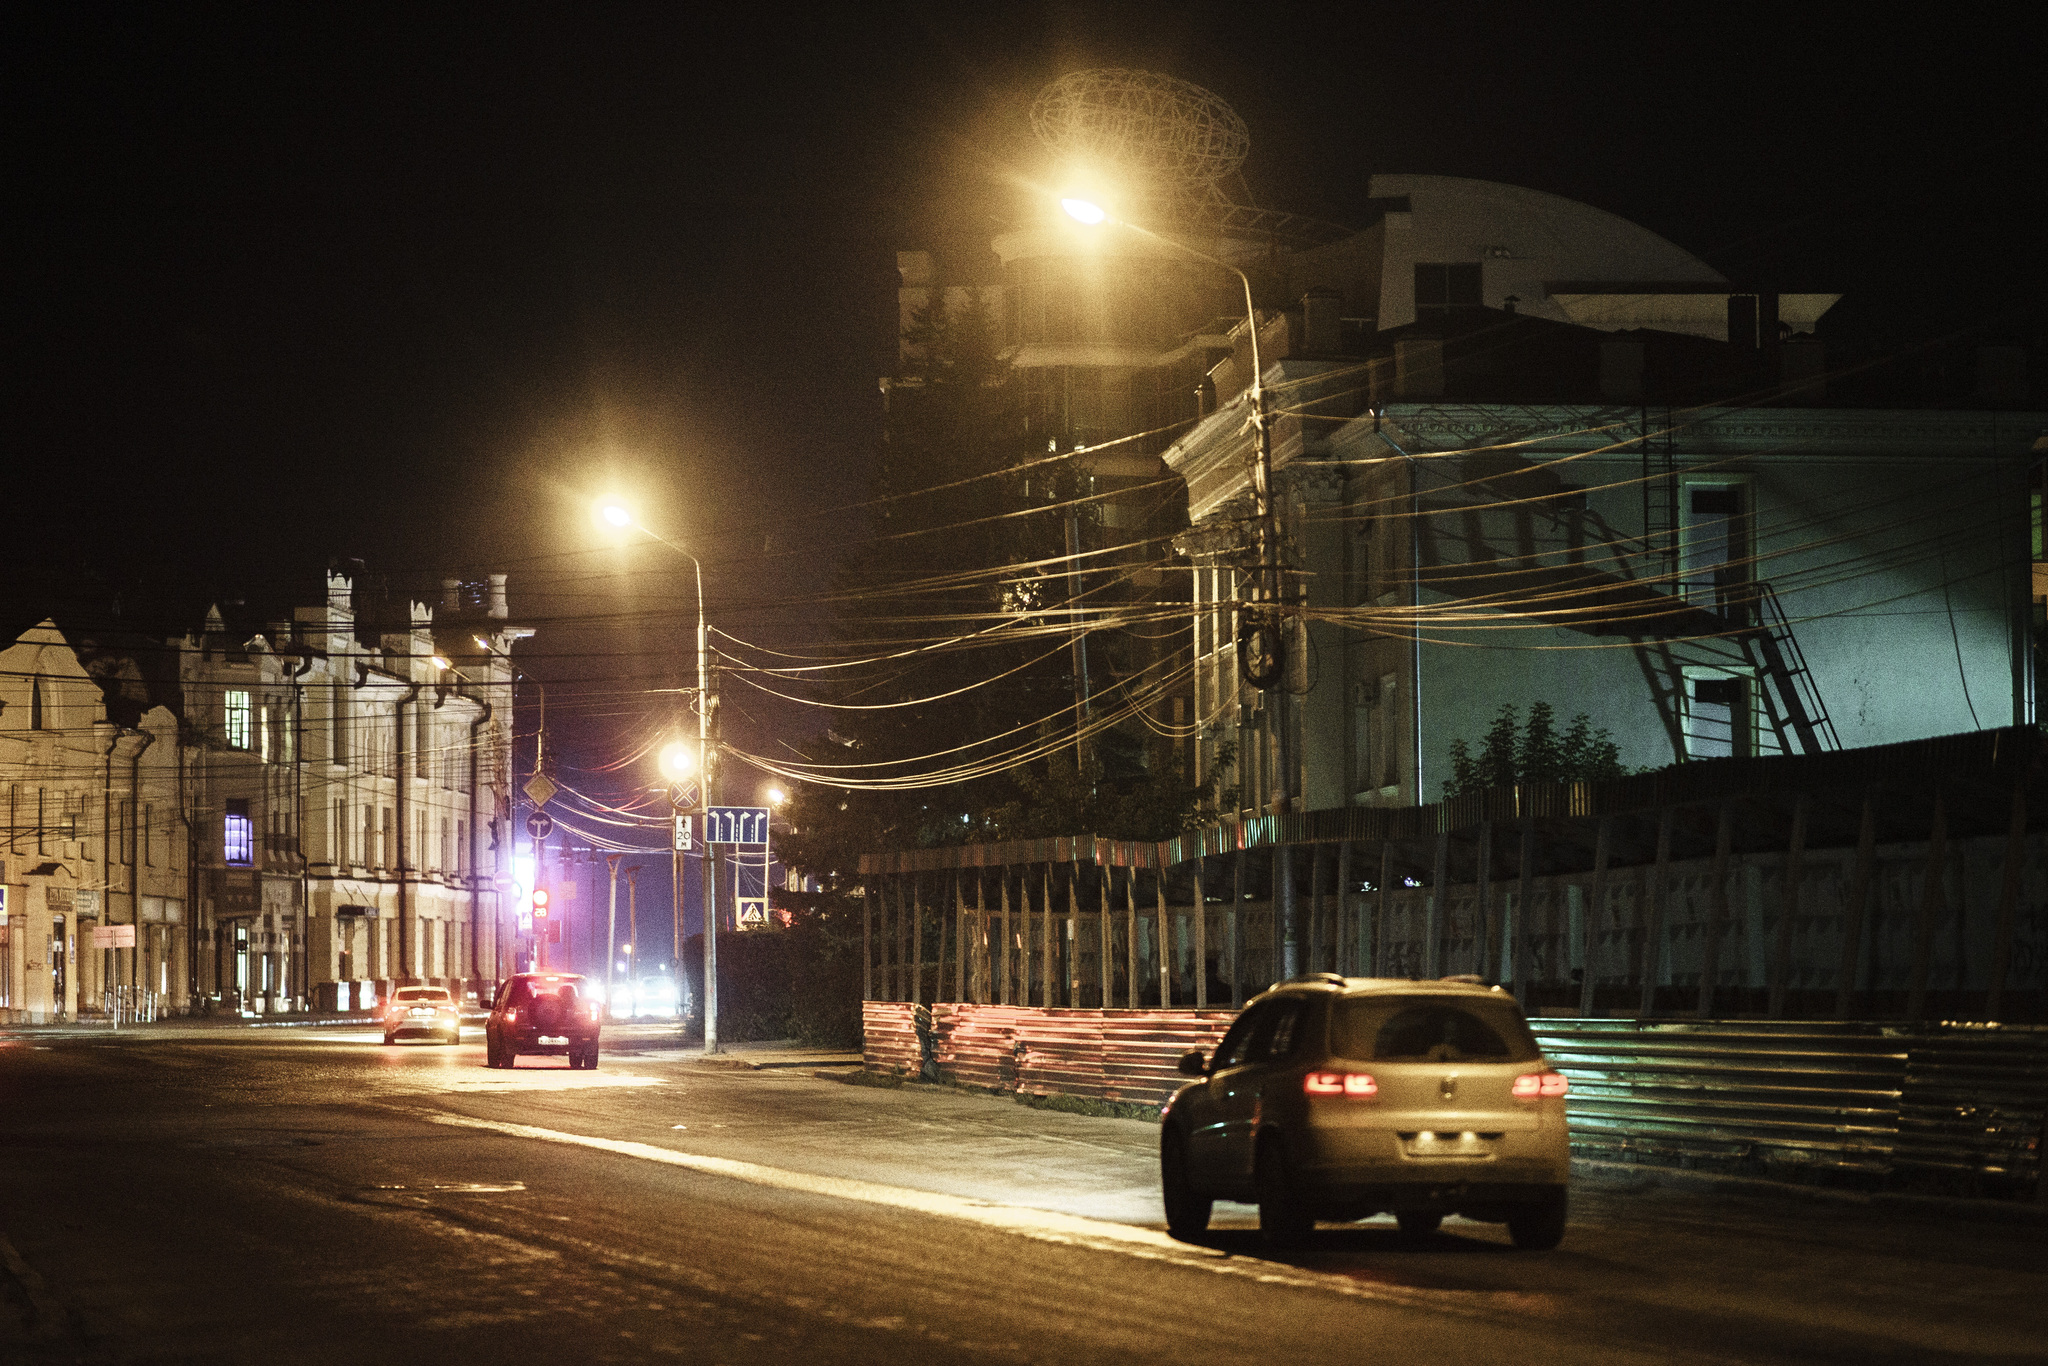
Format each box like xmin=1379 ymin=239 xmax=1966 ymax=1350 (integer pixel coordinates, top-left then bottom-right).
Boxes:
xmin=1029 ymin=69 xmax=1249 ymax=195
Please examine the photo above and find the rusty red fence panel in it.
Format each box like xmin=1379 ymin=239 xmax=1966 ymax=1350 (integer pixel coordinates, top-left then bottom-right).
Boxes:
xmin=864 ymin=1002 xmax=1235 ymax=1108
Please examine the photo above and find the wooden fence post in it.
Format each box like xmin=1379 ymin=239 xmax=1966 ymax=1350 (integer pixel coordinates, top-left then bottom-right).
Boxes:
xmin=1231 ymin=842 xmax=1246 ymax=1006
xmin=1698 ymin=804 xmax=1734 ymax=1018
xmin=1513 ymin=813 xmax=1537 ymax=1003
xmin=910 ymin=874 xmax=924 ymax=1007
xmin=1067 ymin=864 xmax=1082 ymax=1008
xmin=1987 ymin=787 xmax=2028 ymax=1021
xmin=954 ymin=871 xmax=966 ymax=1004
xmin=1835 ymin=789 xmax=1878 ymax=1019
xmin=1375 ymin=840 xmax=1394 ymax=979
xmin=1579 ymin=816 xmax=1611 ymax=1018
xmin=1125 ymin=864 xmax=1140 ymax=1008
xmin=1043 ymin=863 xmax=1056 ymax=1008
xmin=1638 ymin=807 xmax=1674 ymax=1016
xmin=1907 ymin=790 xmax=1948 ymax=1021
xmin=1099 ymin=860 xmax=1113 ymax=1009
xmin=1156 ymin=866 xmax=1172 ymax=1007
xmin=1425 ymin=826 xmax=1449 ymax=978
xmin=1769 ymin=796 xmax=1808 ymax=1018
xmin=997 ymin=868 xmax=1011 ymax=1007
xmin=1475 ymin=819 xmax=1495 ymax=981
xmin=1336 ymin=841 xmax=1352 ymax=975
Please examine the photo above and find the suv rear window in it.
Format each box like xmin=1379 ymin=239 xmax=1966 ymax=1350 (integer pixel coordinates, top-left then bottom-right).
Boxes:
xmin=395 ymin=988 xmax=449 ymax=1003
xmin=508 ymin=978 xmax=582 ymax=1006
xmin=1331 ymin=995 xmax=1540 ymax=1064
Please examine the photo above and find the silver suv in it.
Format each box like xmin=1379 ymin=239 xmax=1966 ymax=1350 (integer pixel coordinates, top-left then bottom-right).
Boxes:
xmin=1160 ymin=975 xmax=1570 ymax=1248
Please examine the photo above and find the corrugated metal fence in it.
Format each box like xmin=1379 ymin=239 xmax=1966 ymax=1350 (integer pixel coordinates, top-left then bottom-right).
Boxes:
xmin=865 ymin=1002 xmax=2048 ymax=1201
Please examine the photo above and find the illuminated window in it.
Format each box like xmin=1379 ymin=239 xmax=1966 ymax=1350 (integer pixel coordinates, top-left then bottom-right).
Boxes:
xmin=259 ymin=705 xmax=271 ymax=762
xmin=224 ymin=799 xmax=254 ymax=866
xmin=224 ymin=690 xmax=252 ymax=750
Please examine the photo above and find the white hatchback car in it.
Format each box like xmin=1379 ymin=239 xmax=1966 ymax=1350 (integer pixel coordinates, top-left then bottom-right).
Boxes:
xmin=1160 ymin=975 xmax=1571 ymax=1248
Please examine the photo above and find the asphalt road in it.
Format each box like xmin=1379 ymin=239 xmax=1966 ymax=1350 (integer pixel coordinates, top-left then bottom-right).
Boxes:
xmin=0 ymin=1023 xmax=2038 ymax=1365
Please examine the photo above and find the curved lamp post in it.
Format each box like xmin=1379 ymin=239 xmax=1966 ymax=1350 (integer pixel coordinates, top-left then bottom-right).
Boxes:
xmin=605 ymin=498 xmax=721 ymax=1053
xmin=1060 ymin=197 xmax=1301 ymax=977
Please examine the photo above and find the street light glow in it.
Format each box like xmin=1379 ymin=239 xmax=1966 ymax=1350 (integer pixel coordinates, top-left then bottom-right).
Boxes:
xmin=431 ymin=655 xmax=451 ymax=670
xmin=1061 ymin=197 xmax=1107 ymax=225
xmin=598 ymin=499 xmax=634 ymax=529
xmin=767 ymin=786 xmax=787 ymax=806
xmin=658 ymin=740 xmax=696 ymax=781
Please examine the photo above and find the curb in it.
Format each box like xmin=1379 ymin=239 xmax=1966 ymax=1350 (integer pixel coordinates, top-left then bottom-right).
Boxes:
xmin=1571 ymin=1157 xmax=2047 ymax=1225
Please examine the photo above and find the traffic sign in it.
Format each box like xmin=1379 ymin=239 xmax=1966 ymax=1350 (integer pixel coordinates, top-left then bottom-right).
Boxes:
xmin=526 ymin=810 xmax=554 ymax=840
xmin=523 ymin=772 xmax=558 ymax=808
xmin=705 ymin=806 xmax=770 ymax=846
xmin=673 ymin=814 xmax=693 ymax=851
xmin=736 ymin=897 xmax=768 ymax=928
xmin=91 ymin=924 xmax=137 ymax=949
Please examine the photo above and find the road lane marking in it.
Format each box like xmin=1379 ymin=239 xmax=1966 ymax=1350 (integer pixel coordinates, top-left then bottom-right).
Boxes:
xmin=416 ymin=1110 xmax=1587 ymax=1328
xmin=429 ymin=1073 xmax=665 ymax=1093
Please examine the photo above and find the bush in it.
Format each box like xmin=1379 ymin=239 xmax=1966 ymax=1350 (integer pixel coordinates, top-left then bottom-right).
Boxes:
xmin=676 ymin=895 xmax=864 ymax=1048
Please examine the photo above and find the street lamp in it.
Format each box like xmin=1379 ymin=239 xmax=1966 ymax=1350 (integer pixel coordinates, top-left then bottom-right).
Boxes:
xmin=609 ymin=497 xmax=719 ymax=1053
xmin=1062 ymin=194 xmax=1301 ymax=977
xmin=764 ymin=786 xmax=788 ymax=918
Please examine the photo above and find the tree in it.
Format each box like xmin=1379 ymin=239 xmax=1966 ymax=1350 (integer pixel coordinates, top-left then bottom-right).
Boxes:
xmin=1445 ymin=704 xmax=1622 ymax=798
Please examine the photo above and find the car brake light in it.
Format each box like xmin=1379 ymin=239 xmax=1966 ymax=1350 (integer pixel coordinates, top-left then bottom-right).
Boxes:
xmin=1515 ymin=1072 xmax=1569 ymax=1098
xmin=1304 ymin=1071 xmax=1377 ymax=1097
xmin=504 ymin=1008 xmax=517 ymax=1024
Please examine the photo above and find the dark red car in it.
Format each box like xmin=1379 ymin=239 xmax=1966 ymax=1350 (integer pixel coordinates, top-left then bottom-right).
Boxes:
xmin=484 ymin=972 xmax=602 ymax=1069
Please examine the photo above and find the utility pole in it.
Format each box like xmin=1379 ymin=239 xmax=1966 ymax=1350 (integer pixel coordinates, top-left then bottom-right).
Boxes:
xmin=625 ymin=865 xmax=641 ymax=986
xmin=605 ymin=854 xmax=622 ymax=1007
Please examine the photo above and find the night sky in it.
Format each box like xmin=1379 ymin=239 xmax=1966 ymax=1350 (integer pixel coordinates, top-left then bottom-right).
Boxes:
xmin=10 ymin=3 xmax=2044 ymax=783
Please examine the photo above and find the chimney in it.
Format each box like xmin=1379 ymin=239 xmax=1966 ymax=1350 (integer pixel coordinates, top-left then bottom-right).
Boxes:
xmin=1302 ymin=288 xmax=1343 ymax=354
xmin=440 ymin=578 xmax=462 ymax=612
xmin=487 ymin=573 xmax=509 ymax=620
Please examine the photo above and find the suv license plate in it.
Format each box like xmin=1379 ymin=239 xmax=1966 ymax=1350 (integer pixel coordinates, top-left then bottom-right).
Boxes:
xmin=539 ymin=1035 xmax=569 ymax=1045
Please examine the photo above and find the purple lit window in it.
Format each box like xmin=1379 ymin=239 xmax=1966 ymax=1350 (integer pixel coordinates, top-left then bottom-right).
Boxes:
xmin=224 ymin=799 xmax=254 ymax=866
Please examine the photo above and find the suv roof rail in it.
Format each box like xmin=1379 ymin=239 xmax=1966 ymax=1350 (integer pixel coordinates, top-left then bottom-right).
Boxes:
xmin=1291 ymin=972 xmax=1349 ymax=986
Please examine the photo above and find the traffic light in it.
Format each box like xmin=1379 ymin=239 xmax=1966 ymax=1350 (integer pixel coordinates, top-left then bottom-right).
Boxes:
xmin=532 ymin=888 xmax=550 ymax=919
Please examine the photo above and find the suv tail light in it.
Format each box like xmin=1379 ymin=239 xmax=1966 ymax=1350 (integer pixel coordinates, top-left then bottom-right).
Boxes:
xmin=1304 ymin=1071 xmax=1378 ymax=1097
xmin=1513 ymin=1071 xmax=1569 ymax=1098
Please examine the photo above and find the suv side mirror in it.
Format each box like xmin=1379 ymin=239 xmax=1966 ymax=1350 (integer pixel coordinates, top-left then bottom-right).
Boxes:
xmin=1177 ymin=1049 xmax=1208 ymax=1078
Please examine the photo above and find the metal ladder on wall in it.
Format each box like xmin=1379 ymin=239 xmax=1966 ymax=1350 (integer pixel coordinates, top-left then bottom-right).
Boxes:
xmin=1743 ymin=582 xmax=1841 ymax=754
xmin=1639 ymin=405 xmax=1679 ymax=587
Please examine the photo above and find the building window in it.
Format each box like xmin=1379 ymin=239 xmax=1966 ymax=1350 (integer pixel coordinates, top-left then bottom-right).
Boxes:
xmin=1414 ymin=262 xmax=1482 ymax=317
xmin=224 ymin=799 xmax=254 ymax=866
xmin=1681 ymin=482 xmax=1751 ymax=619
xmin=224 ymin=690 xmax=252 ymax=750
xmin=30 ymin=676 xmax=44 ymax=730
xmin=1684 ymin=671 xmax=1755 ymax=758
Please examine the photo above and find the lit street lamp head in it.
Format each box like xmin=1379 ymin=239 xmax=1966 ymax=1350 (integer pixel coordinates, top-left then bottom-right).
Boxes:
xmin=597 ymin=499 xmax=634 ymax=530
xmin=1061 ymin=197 xmax=1108 ymax=225
xmin=658 ymin=741 xmax=696 ymax=781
